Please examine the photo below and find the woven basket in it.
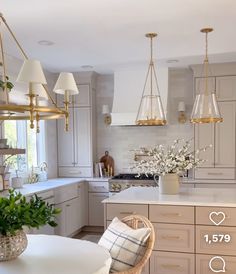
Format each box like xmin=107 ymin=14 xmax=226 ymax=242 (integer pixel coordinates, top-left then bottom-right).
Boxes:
xmin=0 ymin=230 xmax=28 ymax=261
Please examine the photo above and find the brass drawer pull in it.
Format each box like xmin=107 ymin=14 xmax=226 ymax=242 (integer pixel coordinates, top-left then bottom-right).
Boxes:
xmin=161 ymin=264 xmax=181 ymax=269
xmin=120 ymin=212 xmax=135 ymax=215
xmin=161 ymin=213 xmax=181 ymax=217
xmin=161 ymin=235 xmax=181 ymax=240
xmin=207 ymin=172 xmax=223 ymax=175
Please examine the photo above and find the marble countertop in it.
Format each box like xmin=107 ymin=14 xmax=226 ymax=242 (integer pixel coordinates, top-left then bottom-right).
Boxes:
xmin=0 ymin=177 xmax=109 ymax=197
xmin=103 ymin=187 xmax=236 ymax=207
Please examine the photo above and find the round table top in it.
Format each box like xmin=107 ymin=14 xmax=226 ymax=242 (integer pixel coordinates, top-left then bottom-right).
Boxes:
xmin=0 ymin=235 xmax=112 ymax=274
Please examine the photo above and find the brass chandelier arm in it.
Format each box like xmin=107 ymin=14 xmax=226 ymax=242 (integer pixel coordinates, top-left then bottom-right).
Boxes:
xmin=0 ymin=13 xmax=27 ymax=59
xmin=0 ymin=22 xmax=9 ymax=104
xmin=0 ymin=14 xmax=65 ymax=112
xmin=0 ymin=104 xmax=66 ymax=114
xmin=0 ymin=113 xmax=64 ymax=121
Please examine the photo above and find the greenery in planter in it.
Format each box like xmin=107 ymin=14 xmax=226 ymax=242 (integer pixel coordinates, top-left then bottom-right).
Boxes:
xmin=0 ymin=76 xmax=14 ymax=92
xmin=0 ymin=190 xmax=61 ymax=236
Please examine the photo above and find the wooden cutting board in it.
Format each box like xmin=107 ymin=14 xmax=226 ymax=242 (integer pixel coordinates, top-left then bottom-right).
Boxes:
xmin=99 ymin=151 xmax=114 ymax=176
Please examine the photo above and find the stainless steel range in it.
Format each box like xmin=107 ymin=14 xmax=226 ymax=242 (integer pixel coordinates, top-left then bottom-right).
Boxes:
xmin=108 ymin=173 xmax=157 ymax=194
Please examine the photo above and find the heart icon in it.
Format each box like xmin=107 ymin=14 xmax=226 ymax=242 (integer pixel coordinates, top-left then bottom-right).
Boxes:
xmin=209 ymin=212 xmax=226 ymax=226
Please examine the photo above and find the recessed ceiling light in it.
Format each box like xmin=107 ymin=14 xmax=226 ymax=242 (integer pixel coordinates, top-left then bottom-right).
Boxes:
xmin=167 ymin=59 xmax=179 ymax=63
xmin=81 ymin=65 xmax=93 ymax=69
xmin=38 ymin=40 xmax=54 ymax=46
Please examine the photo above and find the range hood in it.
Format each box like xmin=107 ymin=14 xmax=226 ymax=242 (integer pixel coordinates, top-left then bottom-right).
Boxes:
xmin=111 ymin=68 xmax=169 ymax=126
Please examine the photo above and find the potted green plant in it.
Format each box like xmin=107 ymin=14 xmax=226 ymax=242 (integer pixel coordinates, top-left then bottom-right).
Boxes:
xmin=0 ymin=190 xmax=61 ymax=261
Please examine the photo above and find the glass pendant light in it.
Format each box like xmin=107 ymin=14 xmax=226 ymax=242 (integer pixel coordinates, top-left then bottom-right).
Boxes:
xmin=136 ymin=33 xmax=166 ymax=126
xmin=190 ymin=28 xmax=223 ymax=124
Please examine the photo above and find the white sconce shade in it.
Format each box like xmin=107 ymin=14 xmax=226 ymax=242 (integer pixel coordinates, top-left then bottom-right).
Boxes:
xmin=178 ymin=101 xmax=185 ymax=112
xmin=31 ymin=83 xmax=48 ymax=100
xmin=53 ymin=72 xmax=78 ymax=95
xmin=102 ymin=104 xmax=110 ymax=115
xmin=17 ymin=59 xmax=47 ymax=84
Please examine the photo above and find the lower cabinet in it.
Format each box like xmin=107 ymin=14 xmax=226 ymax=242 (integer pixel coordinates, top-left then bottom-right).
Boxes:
xmin=55 ymin=196 xmax=81 ymax=236
xmin=54 ymin=182 xmax=86 ymax=237
xmin=150 ymin=251 xmax=195 ymax=274
xmin=89 ymin=192 xmax=109 ymax=226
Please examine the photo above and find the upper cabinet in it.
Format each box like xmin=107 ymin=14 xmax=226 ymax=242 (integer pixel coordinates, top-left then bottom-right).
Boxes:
xmin=57 ymin=73 xmax=97 ymax=178
xmin=73 ymin=84 xmax=90 ymax=107
xmin=215 ymin=101 xmax=236 ymax=168
xmin=194 ymin=75 xmax=236 ymax=180
xmin=216 ymin=76 xmax=236 ymax=101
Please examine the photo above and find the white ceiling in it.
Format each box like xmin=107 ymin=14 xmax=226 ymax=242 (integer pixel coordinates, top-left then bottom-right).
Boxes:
xmin=1 ymin=0 xmax=236 ymax=73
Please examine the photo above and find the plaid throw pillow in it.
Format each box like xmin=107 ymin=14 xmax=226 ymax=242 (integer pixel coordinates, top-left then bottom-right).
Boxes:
xmin=98 ymin=217 xmax=151 ymax=273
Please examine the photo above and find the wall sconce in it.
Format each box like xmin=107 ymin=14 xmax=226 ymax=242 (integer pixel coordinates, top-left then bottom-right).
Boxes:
xmin=102 ymin=105 xmax=111 ymax=125
xmin=178 ymin=101 xmax=187 ymax=124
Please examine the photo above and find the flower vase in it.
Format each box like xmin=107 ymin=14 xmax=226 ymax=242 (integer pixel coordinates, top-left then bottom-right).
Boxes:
xmin=155 ymin=173 xmax=179 ymax=195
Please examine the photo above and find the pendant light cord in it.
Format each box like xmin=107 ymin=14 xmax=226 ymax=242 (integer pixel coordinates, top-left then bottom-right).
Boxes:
xmin=204 ymin=31 xmax=209 ymax=95
xmin=150 ymin=36 xmax=153 ymax=118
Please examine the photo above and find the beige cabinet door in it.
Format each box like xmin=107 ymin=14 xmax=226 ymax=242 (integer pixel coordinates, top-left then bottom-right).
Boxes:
xmin=215 ymin=101 xmax=235 ymax=168
xmin=89 ymin=192 xmax=109 ymax=226
xmin=57 ymin=108 xmax=75 ymax=167
xmin=73 ymin=84 xmax=90 ymax=107
xmin=65 ymin=197 xmax=81 ymax=236
xmin=194 ymin=123 xmax=215 ymax=167
xmin=74 ymin=107 xmax=92 ymax=166
xmin=216 ymin=76 xmax=236 ymax=101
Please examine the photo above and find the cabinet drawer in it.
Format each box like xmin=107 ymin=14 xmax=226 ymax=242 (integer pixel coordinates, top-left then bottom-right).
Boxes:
xmin=106 ymin=204 xmax=148 ymax=220
xmin=150 ymin=251 xmax=195 ymax=274
xmin=196 ymin=254 xmax=236 ymax=274
xmin=194 ymin=168 xmax=235 ymax=179
xmin=154 ymin=223 xmax=194 ymax=253
xmin=196 ymin=207 xmax=236 ymax=226
xmin=54 ymin=184 xmax=78 ymax=204
xmin=149 ymin=205 xmax=194 ymax=224
xmin=88 ymin=181 xmax=109 ymax=193
xmin=196 ymin=225 xmax=236 ymax=256
xmin=58 ymin=167 xmax=93 ymax=177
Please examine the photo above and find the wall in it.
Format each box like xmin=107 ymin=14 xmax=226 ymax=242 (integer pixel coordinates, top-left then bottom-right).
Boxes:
xmin=96 ymin=68 xmax=194 ymax=174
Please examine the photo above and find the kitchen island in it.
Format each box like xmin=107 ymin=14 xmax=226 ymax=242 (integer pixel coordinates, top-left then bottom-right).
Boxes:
xmin=103 ymin=187 xmax=236 ymax=274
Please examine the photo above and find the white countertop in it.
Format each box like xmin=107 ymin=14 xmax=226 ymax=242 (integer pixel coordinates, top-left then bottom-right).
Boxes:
xmin=0 ymin=177 xmax=109 ymax=197
xmin=103 ymin=187 xmax=236 ymax=207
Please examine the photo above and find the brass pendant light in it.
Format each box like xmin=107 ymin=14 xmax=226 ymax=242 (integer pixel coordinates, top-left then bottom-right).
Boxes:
xmin=190 ymin=28 xmax=223 ymax=124
xmin=136 ymin=33 xmax=166 ymax=126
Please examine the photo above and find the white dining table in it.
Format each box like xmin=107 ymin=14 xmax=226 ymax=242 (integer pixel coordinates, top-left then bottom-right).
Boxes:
xmin=0 ymin=234 xmax=112 ymax=274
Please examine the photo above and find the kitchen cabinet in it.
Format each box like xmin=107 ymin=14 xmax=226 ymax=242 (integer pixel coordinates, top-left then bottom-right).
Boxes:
xmin=57 ymin=80 xmax=96 ymax=177
xmin=216 ymin=76 xmax=236 ymax=101
xmin=88 ymin=180 xmax=109 ymax=227
xmin=194 ymin=123 xmax=214 ymax=168
xmin=194 ymin=76 xmax=236 ymax=179
xmin=89 ymin=192 xmax=109 ymax=226
xmin=54 ymin=183 xmax=85 ymax=237
xmin=105 ymin=199 xmax=236 ymax=274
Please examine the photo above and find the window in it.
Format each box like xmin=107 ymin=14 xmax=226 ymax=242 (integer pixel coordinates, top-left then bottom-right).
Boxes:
xmin=3 ymin=120 xmax=46 ymax=173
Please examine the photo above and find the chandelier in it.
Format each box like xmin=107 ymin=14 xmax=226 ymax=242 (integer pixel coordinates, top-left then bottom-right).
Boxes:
xmin=190 ymin=28 xmax=222 ymax=124
xmin=136 ymin=33 xmax=166 ymax=126
xmin=0 ymin=13 xmax=78 ymax=132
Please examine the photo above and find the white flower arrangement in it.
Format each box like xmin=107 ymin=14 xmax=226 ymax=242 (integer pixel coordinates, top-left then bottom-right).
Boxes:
xmin=132 ymin=139 xmax=211 ymax=176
